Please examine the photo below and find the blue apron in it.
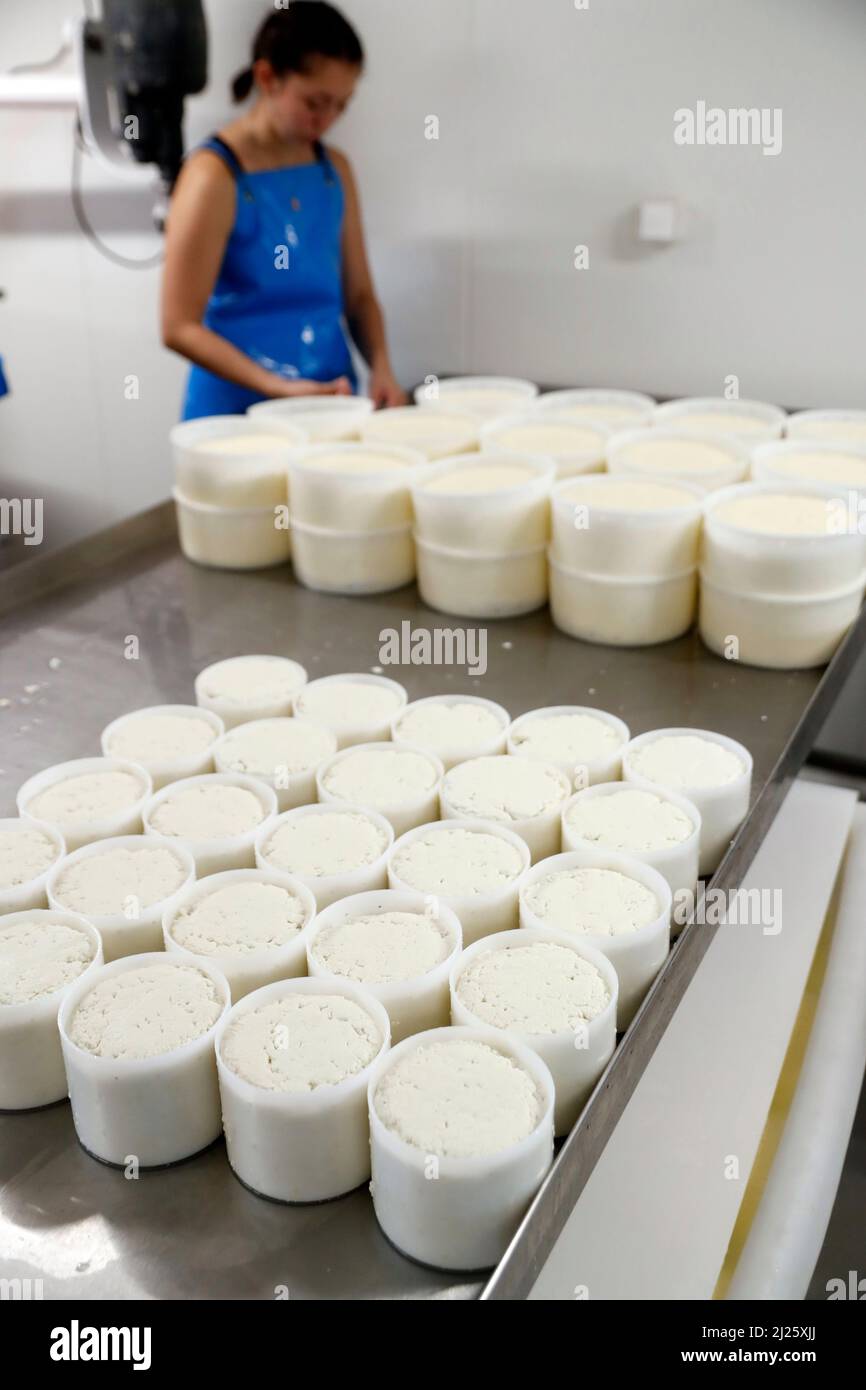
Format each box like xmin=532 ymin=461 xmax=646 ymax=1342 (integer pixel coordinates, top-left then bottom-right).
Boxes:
xmin=181 ymin=135 xmax=358 ymax=421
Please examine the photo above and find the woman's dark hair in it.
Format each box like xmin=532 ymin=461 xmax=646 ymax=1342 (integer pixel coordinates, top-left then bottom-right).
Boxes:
xmin=232 ymin=2 xmax=364 ymax=102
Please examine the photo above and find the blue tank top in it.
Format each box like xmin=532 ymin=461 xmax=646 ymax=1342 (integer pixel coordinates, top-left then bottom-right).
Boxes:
xmin=181 ymin=135 xmax=358 ymax=421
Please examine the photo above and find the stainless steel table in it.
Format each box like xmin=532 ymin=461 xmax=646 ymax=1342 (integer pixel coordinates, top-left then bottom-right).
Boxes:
xmin=1 ymin=504 xmax=863 ymax=1300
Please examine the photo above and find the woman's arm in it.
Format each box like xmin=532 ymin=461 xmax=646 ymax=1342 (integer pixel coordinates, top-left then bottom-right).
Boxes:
xmin=331 ymin=148 xmax=407 ymax=408
xmin=161 ymin=152 xmax=350 ymax=398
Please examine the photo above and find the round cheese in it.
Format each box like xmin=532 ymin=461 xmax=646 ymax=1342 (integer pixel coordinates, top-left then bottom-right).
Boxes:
xmin=196 ymin=656 xmax=306 ymax=710
xmin=296 ymin=682 xmax=403 ymax=732
xmin=26 ymin=770 xmax=145 ymax=827
xmin=421 ymin=463 xmax=535 ymax=494
xmin=391 ymin=825 xmax=525 ymax=896
xmin=617 ymin=436 xmax=737 ymax=476
xmin=491 ymin=422 xmax=602 ymax=455
xmin=510 ymin=712 xmax=622 ymax=767
xmin=105 ymin=713 xmax=217 ymax=765
xmin=221 ymin=992 xmax=381 ymax=1091
xmin=52 ymin=842 xmax=188 ymax=917
xmin=0 ymin=824 xmax=61 ymax=890
xmin=523 ymin=866 xmax=661 ymax=936
xmin=298 ymin=449 xmax=411 ymax=474
xmin=456 ymin=940 xmax=610 ymax=1031
xmin=261 ymin=810 xmax=389 ymax=878
xmin=669 ymin=410 xmax=771 ymax=435
xmin=764 ymin=450 xmax=866 ymax=489
xmin=170 ymin=880 xmax=307 ymax=956
xmin=393 ymin=701 xmax=504 ymax=757
xmin=559 ymin=477 xmax=697 ymax=512
xmin=443 ymin=756 xmax=568 ymax=823
xmin=792 ymin=418 xmax=866 ymax=443
xmin=69 ymin=962 xmax=223 ymax=1059
xmin=200 ymin=434 xmax=292 ymax=455
xmin=217 ymin=718 xmax=335 ymax=778
xmin=713 ymin=492 xmax=836 ymax=536
xmin=564 ymin=789 xmax=695 ymax=852
xmin=628 ymin=734 xmax=744 ymax=789
xmin=312 ymin=910 xmax=451 ymax=984
xmin=321 ymin=748 xmax=437 ymax=809
xmin=0 ymin=917 xmax=96 ymax=1005
xmin=149 ymin=783 xmax=266 ymax=840
xmin=374 ymin=1037 xmax=542 ymax=1157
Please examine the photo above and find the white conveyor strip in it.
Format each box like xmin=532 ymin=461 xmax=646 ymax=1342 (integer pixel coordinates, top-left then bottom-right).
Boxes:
xmin=725 ymin=802 xmax=866 ymax=1300
xmin=528 ymin=777 xmax=857 ymax=1300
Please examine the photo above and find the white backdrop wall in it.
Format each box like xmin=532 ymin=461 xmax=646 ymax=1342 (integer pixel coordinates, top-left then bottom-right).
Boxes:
xmin=1 ymin=0 xmax=865 ymax=553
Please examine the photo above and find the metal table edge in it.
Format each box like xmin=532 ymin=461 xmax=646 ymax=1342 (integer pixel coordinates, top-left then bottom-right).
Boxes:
xmin=481 ymin=603 xmax=866 ymax=1300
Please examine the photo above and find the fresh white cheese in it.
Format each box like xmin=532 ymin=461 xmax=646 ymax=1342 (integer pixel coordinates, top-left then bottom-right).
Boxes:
xmin=221 ymin=992 xmax=381 ymax=1091
xmin=764 ymin=450 xmax=866 ymax=489
xmin=0 ymin=824 xmax=61 ymax=889
xmin=391 ymin=825 xmax=525 ymax=896
xmin=26 ymin=770 xmax=145 ymax=826
xmin=52 ymin=842 xmax=188 ymax=917
xmin=322 ymin=748 xmax=437 ymax=808
xmin=312 ymin=910 xmax=450 ymax=984
xmin=629 ymin=734 xmax=744 ymax=789
xmin=456 ymin=940 xmax=610 ymax=1032
xmin=0 ymin=917 xmax=96 ymax=1004
xmin=298 ymin=449 xmax=411 ymax=474
xmin=149 ymin=783 xmax=266 ymax=840
xmin=170 ymin=880 xmax=307 ymax=956
xmin=105 ymin=713 xmax=217 ymax=764
xmin=564 ymin=789 xmax=695 ymax=853
xmin=491 ymin=422 xmax=602 ymax=455
xmin=68 ymin=962 xmax=223 ymax=1059
xmin=421 ymin=463 xmax=535 ymax=494
xmin=443 ymin=756 xmax=568 ymax=823
xmin=510 ymin=712 xmax=622 ymax=767
xmin=523 ymin=866 xmax=661 ymax=936
xmin=559 ymin=477 xmax=698 ymax=512
xmin=618 ymin=436 xmax=737 ymax=476
xmin=393 ymin=701 xmax=504 ymax=757
xmin=373 ymin=1038 xmax=542 ymax=1157
xmin=713 ymin=492 xmax=837 ymax=536
xmin=217 ymin=718 xmax=334 ymax=777
xmin=200 ymin=434 xmax=292 ymax=454
xmin=296 ymin=682 xmax=403 ymax=731
xmin=261 ymin=810 xmax=388 ymax=878
xmin=196 ymin=656 xmax=306 ymax=710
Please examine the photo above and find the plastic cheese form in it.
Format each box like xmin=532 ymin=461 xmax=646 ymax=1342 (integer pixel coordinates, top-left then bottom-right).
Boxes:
xmin=216 ymin=976 xmax=391 ymax=1202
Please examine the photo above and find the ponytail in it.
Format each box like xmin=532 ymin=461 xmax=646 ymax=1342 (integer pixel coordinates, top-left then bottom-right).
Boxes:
xmin=231 ymin=66 xmax=254 ymax=103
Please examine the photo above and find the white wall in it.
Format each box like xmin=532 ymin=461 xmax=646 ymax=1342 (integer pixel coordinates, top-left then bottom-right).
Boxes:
xmin=2 ymin=0 xmax=865 ymax=555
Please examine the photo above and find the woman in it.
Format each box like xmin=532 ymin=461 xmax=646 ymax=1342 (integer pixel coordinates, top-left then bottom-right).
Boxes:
xmin=162 ymin=1 xmax=405 ymax=420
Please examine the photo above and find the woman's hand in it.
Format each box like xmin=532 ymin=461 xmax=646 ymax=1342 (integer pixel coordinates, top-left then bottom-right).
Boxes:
xmin=265 ymin=374 xmax=354 ymax=398
xmin=368 ymin=364 xmax=408 ymax=409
